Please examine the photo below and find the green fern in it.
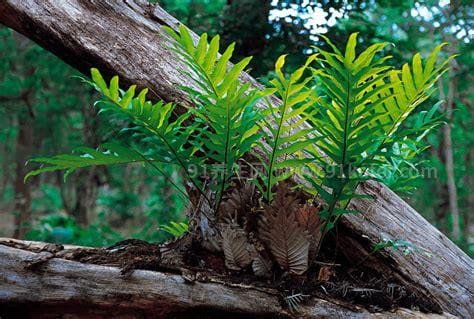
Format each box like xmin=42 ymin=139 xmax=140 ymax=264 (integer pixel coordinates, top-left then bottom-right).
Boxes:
xmin=376 ymin=44 xmax=451 ymax=138
xmin=371 ymin=102 xmax=444 ymax=194
xmin=89 ymin=69 xmax=208 ymax=194
xmin=161 ymin=221 xmax=189 ymax=237
xmin=26 ymin=143 xmax=151 ymax=181
xmin=25 ymin=27 xmax=450 ymax=266
xmin=27 ymin=68 xmax=206 ymax=200
xmin=163 ymin=25 xmax=270 ymax=208
xmin=304 ymin=33 xmax=449 ymax=249
xmin=258 ymin=54 xmax=319 ymax=201
xmin=304 ymin=34 xmax=394 ymax=219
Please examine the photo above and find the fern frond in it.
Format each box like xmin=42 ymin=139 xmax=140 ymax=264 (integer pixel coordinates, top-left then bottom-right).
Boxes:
xmin=371 ymin=102 xmax=444 ymax=194
xmin=26 ymin=143 xmax=150 ymax=181
xmin=161 ymin=221 xmax=189 ymax=238
xmin=377 ymin=44 xmax=452 ymax=138
xmin=356 ymin=47 xmax=449 ymax=192
xmin=164 ymin=25 xmax=269 ymax=207
xmin=311 ymin=34 xmax=392 ymax=173
xmin=221 ymin=225 xmax=252 ymax=270
xmin=88 ymin=68 xmax=206 ymax=194
xmin=259 ymin=54 xmax=319 ymax=201
xmin=301 ymin=33 xmax=395 ymax=227
xmin=259 ymin=186 xmax=310 ymax=275
xmin=305 ymin=34 xmax=449 ymax=260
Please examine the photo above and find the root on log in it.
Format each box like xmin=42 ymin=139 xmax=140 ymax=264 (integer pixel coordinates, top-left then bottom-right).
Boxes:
xmin=0 ymin=1 xmax=472 ymax=317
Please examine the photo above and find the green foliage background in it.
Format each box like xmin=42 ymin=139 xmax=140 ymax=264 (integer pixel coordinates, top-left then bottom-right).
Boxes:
xmin=0 ymin=0 xmax=472 ymax=255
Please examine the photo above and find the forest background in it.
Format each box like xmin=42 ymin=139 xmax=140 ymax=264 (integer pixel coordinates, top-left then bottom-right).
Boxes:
xmin=0 ymin=0 xmax=472 ymax=256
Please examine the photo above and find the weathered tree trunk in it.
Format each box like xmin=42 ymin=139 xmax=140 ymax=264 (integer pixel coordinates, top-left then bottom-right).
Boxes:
xmin=0 ymin=1 xmax=472 ymax=317
xmin=12 ymin=94 xmax=34 ymax=239
xmin=0 ymin=239 xmax=458 ymax=319
xmin=464 ymin=150 xmax=473 ymax=239
xmin=438 ymin=64 xmax=460 ymax=241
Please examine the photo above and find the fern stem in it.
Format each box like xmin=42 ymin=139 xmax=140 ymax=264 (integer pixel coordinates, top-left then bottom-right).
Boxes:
xmin=340 ymin=72 xmax=352 ymax=173
xmin=106 ymin=124 xmax=190 ymax=202
xmin=314 ymin=70 xmax=353 ymax=260
xmin=160 ymin=134 xmax=212 ymax=205
xmin=215 ymin=102 xmax=232 ymax=212
xmin=266 ymin=81 xmax=292 ymax=202
xmin=313 ymin=179 xmax=348 ymax=259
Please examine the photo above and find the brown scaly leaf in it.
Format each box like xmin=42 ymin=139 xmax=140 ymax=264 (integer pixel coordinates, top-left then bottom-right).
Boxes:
xmin=252 ymin=251 xmax=273 ymax=277
xmin=221 ymin=225 xmax=252 ymax=271
xmin=219 ymin=183 xmax=257 ymax=221
xmin=259 ymin=187 xmax=310 ymax=275
xmin=270 ymin=182 xmax=300 ymax=214
xmin=295 ymin=204 xmax=322 ymax=261
xmin=295 ymin=204 xmax=320 ymax=235
xmin=260 ymin=212 xmax=309 ymax=275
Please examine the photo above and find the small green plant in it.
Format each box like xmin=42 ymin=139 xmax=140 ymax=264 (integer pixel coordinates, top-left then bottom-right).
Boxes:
xmin=353 ymin=234 xmax=433 ymax=270
xmin=160 ymin=221 xmax=189 ymax=237
xmin=26 ymin=26 xmax=450 ymax=272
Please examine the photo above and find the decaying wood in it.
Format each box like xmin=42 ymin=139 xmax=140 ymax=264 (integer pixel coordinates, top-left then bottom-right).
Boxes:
xmin=0 ymin=1 xmax=472 ymax=317
xmin=0 ymin=241 xmax=457 ymax=318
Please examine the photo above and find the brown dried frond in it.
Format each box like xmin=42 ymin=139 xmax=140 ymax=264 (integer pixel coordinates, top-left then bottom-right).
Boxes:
xmin=221 ymin=225 xmax=252 ymax=271
xmin=259 ymin=199 xmax=310 ymax=275
xmin=269 ymin=182 xmax=301 ymax=214
xmin=295 ymin=204 xmax=322 ymax=261
xmin=252 ymin=251 xmax=273 ymax=277
xmin=219 ymin=183 xmax=257 ymax=222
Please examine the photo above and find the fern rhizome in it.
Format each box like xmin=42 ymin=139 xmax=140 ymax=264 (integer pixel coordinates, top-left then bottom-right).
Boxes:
xmin=27 ymin=26 xmax=450 ymax=277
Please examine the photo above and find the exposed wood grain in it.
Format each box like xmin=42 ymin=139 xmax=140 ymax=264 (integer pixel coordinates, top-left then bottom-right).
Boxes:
xmin=343 ymin=181 xmax=474 ymax=317
xmin=0 ymin=1 xmax=472 ymax=317
xmin=0 ymin=243 xmax=457 ymax=318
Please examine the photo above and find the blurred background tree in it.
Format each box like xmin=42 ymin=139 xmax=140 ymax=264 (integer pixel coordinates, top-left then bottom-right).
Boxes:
xmin=0 ymin=0 xmax=472 ymax=255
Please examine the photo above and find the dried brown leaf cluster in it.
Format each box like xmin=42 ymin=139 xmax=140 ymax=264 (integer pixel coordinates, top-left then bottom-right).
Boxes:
xmin=216 ymin=183 xmax=322 ymax=276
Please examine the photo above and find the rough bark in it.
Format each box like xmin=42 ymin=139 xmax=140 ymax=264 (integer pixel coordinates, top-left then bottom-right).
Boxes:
xmin=0 ymin=240 xmax=457 ymax=319
xmin=0 ymin=1 xmax=472 ymax=317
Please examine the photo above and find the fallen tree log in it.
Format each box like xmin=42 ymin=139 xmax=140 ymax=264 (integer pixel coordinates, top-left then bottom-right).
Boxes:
xmin=0 ymin=240 xmax=457 ymax=318
xmin=0 ymin=1 xmax=472 ymax=318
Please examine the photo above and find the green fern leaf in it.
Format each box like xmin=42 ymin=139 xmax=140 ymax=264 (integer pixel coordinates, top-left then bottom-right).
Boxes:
xmin=259 ymin=54 xmax=319 ymax=201
xmin=161 ymin=221 xmax=189 ymax=237
xmin=26 ymin=143 xmax=149 ymax=181
xmin=375 ymin=44 xmax=452 ymax=139
xmin=88 ymin=68 xmax=205 ymax=193
xmin=163 ymin=25 xmax=269 ymax=207
xmin=306 ymin=33 xmax=449 ymax=252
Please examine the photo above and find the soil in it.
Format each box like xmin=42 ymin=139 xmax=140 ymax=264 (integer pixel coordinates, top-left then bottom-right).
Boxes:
xmin=2 ymin=234 xmax=441 ymax=317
